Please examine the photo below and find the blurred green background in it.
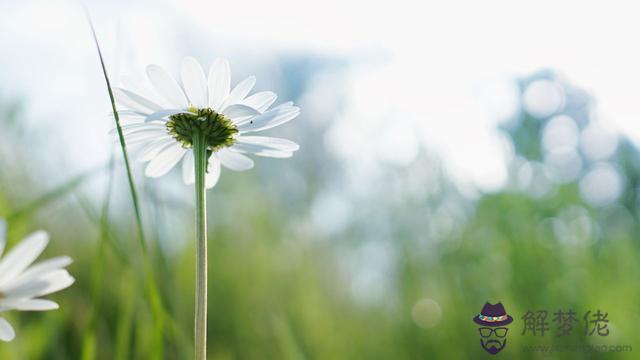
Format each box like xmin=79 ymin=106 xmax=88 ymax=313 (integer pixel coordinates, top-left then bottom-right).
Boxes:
xmin=0 ymin=66 xmax=638 ymax=359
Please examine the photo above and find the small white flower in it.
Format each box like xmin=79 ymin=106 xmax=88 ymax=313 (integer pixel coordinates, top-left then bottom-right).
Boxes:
xmin=115 ymin=57 xmax=301 ymax=188
xmin=0 ymin=219 xmax=74 ymax=342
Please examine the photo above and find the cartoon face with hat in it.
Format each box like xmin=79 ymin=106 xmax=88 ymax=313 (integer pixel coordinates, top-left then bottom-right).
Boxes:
xmin=473 ymin=302 xmax=513 ymax=355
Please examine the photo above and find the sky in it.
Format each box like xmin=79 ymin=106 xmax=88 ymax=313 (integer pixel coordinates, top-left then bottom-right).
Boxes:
xmin=1 ymin=0 xmax=640 ymax=192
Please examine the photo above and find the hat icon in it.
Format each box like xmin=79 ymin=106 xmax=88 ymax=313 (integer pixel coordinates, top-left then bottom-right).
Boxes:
xmin=473 ymin=302 xmax=513 ymax=327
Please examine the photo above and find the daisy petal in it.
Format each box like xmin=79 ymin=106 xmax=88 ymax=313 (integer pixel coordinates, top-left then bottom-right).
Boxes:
xmin=241 ymin=91 xmax=277 ymax=113
xmin=235 ymin=136 xmax=300 ymax=152
xmin=145 ymin=109 xmax=192 ymax=122
xmin=121 ymin=76 xmax=169 ymax=106
xmin=222 ymin=104 xmax=260 ymax=123
xmin=123 ymin=128 xmax=168 ymax=140
xmin=125 ymin=132 xmax=170 ymax=145
xmin=115 ymin=89 xmax=154 ymax=114
xmin=218 ymin=149 xmax=254 ymax=171
xmin=118 ymin=88 xmax=164 ymax=112
xmin=205 ymin=156 xmax=221 ymax=189
xmin=0 ymin=269 xmax=73 ymax=299
xmin=34 ymin=269 xmax=75 ymax=297
xmin=138 ymin=138 xmax=176 ymax=162
xmin=0 ymin=317 xmax=15 ymax=342
xmin=230 ymin=144 xmax=293 ymax=158
xmin=208 ymin=58 xmax=230 ymax=110
xmin=110 ymin=110 xmax=147 ymax=118
xmin=14 ymin=256 xmax=73 ymax=284
xmin=220 ymin=76 xmax=256 ymax=111
xmin=273 ymin=101 xmax=294 ymax=109
xmin=181 ymin=57 xmax=208 ymax=108
xmin=0 ymin=231 xmax=49 ymax=288
xmin=145 ymin=144 xmax=187 ymax=178
xmin=14 ymin=299 xmax=59 ymax=311
xmin=2 ymin=279 xmax=49 ymax=299
xmin=182 ymin=150 xmax=195 ymax=184
xmin=117 ymin=116 xmax=145 ymax=126
xmin=120 ymin=125 xmax=167 ymax=134
xmin=146 ymin=64 xmax=188 ymax=109
xmin=237 ymin=105 xmax=300 ymax=133
xmin=115 ymin=121 xmax=166 ymax=135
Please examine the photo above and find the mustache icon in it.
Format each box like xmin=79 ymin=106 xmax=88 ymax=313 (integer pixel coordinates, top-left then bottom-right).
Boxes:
xmin=484 ymin=339 xmax=502 ymax=346
xmin=481 ymin=339 xmax=506 ymax=355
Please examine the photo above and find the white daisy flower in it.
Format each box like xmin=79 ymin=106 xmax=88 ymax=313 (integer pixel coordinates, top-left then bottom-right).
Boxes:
xmin=0 ymin=219 xmax=74 ymax=342
xmin=114 ymin=57 xmax=301 ymax=188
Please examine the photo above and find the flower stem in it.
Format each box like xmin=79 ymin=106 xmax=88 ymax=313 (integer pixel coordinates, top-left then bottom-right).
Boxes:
xmin=193 ymin=130 xmax=208 ymax=360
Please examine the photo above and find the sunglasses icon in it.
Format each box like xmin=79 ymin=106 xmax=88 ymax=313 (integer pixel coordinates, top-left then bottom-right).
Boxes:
xmin=478 ymin=327 xmax=508 ymax=338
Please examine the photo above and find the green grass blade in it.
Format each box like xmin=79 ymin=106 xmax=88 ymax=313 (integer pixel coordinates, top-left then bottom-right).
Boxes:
xmin=114 ymin=270 xmax=136 ymax=360
xmin=81 ymin=153 xmax=115 ymax=360
xmin=82 ymin=6 xmax=147 ymax=253
xmin=84 ymin=8 xmax=165 ymax=358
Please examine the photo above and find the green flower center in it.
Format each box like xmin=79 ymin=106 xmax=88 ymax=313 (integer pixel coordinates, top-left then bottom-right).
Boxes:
xmin=166 ymin=107 xmax=238 ymax=151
